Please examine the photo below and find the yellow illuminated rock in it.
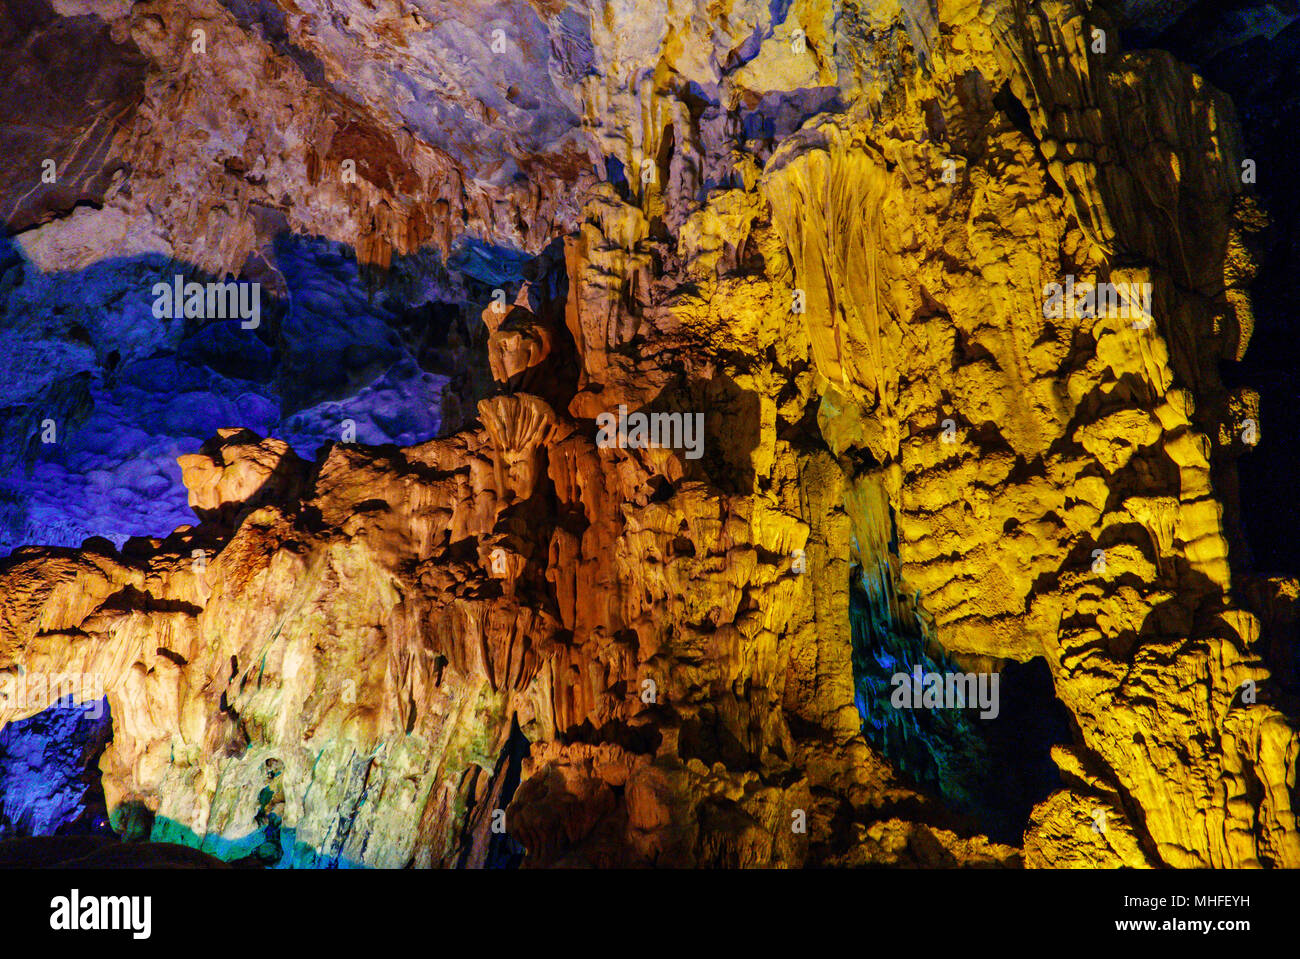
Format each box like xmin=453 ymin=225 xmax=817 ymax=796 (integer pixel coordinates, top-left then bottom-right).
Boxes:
xmin=0 ymin=0 xmax=1294 ymax=868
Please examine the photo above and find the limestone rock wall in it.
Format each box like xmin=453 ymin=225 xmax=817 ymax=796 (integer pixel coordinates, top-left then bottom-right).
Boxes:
xmin=0 ymin=0 xmax=1296 ymax=867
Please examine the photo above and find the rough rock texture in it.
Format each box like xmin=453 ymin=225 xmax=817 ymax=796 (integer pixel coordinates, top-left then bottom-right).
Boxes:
xmin=2 ymin=0 xmax=591 ymax=274
xmin=1 ymin=0 xmax=1297 ymax=867
xmin=0 ymin=230 xmax=488 ymax=557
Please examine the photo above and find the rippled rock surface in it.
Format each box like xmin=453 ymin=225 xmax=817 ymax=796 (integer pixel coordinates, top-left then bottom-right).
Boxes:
xmin=0 ymin=0 xmax=1297 ymax=868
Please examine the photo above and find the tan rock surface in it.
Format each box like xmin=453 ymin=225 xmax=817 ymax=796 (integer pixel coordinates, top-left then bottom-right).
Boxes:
xmin=1 ymin=0 xmax=1295 ymax=868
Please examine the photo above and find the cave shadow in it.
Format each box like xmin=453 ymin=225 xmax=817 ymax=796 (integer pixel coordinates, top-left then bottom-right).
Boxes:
xmin=616 ymin=369 xmax=763 ymax=496
xmin=847 ymin=575 xmax=1073 ymax=846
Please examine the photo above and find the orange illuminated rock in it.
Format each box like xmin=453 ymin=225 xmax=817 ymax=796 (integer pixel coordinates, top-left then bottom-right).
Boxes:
xmin=0 ymin=0 xmax=1296 ymax=870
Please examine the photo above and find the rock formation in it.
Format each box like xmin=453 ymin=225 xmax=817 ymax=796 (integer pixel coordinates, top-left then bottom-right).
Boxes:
xmin=0 ymin=0 xmax=1296 ymax=868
